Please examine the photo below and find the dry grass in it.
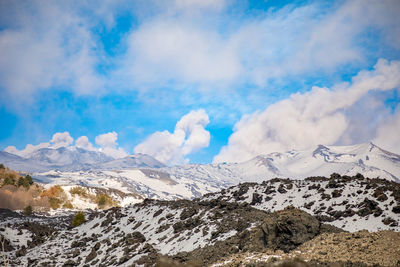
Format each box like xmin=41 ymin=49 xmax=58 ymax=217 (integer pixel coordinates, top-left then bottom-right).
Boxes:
xmin=40 ymin=185 xmax=64 ymax=198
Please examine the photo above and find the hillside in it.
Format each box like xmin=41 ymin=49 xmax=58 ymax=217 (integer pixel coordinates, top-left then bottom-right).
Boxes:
xmin=202 ymin=174 xmax=400 ymax=232
xmin=1 ymin=174 xmax=399 ymax=267
xmin=0 ymin=165 xmax=140 ymax=212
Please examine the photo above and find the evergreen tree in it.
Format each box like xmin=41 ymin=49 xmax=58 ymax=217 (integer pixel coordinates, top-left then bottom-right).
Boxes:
xmin=72 ymin=211 xmax=86 ymax=227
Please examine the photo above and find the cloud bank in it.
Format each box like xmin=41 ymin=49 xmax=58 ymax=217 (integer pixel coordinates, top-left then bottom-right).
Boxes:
xmin=5 ymin=131 xmax=127 ymax=159
xmin=214 ymin=59 xmax=400 ymax=163
xmin=134 ymin=109 xmax=210 ymax=165
xmin=119 ymin=0 xmax=400 ymax=90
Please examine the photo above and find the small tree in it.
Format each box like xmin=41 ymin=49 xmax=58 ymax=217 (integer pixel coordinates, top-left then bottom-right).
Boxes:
xmin=25 ymin=175 xmax=33 ymax=185
xmin=0 ymin=164 xmax=5 ymax=169
xmin=17 ymin=177 xmax=30 ymax=189
xmin=3 ymin=176 xmax=15 ymax=186
xmin=23 ymin=205 xmax=33 ymax=216
xmin=72 ymin=211 xmax=86 ymax=227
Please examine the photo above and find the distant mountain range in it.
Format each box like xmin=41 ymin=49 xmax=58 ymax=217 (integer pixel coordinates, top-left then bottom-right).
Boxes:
xmin=0 ymin=146 xmax=165 ymax=172
xmin=3 ymin=142 xmax=397 ymax=202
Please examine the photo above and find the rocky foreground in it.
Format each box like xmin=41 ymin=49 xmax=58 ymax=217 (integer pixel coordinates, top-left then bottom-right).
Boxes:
xmin=0 ymin=174 xmax=399 ymax=266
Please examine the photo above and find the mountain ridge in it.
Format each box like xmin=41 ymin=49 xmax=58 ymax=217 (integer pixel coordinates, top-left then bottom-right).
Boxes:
xmin=1 ymin=142 xmax=399 ymax=203
xmin=0 ymin=147 xmax=165 ymax=172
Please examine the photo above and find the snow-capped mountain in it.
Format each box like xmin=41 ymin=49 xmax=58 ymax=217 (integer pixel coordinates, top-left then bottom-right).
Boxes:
xmin=0 ymin=147 xmax=164 ymax=172
xmin=99 ymin=153 xmax=165 ymax=169
xmin=0 ymin=151 xmax=44 ymax=172
xmin=165 ymin=142 xmax=400 ymax=184
xmin=28 ymin=142 xmax=400 ymax=204
xmin=28 ymin=147 xmax=112 ymax=165
xmin=1 ymin=141 xmax=399 ymax=205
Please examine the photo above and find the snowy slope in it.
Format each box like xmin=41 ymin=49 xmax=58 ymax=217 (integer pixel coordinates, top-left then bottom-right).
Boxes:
xmin=3 ymin=174 xmax=399 ymax=267
xmin=34 ymin=168 xmax=221 ymax=201
xmin=3 ymin=200 xmax=269 ymax=266
xmin=202 ymin=175 xmax=400 ymax=232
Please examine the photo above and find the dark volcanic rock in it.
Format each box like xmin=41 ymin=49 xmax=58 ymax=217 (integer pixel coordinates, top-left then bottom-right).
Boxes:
xmin=357 ymin=198 xmax=383 ymax=217
xmin=171 ymin=207 xmax=342 ymax=265
xmin=257 ymin=206 xmax=326 ymax=252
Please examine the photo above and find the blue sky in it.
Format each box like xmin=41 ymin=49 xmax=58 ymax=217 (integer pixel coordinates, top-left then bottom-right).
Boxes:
xmin=0 ymin=0 xmax=400 ymax=165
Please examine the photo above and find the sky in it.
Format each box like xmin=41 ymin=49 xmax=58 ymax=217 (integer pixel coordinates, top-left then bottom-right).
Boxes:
xmin=0 ymin=0 xmax=400 ymax=165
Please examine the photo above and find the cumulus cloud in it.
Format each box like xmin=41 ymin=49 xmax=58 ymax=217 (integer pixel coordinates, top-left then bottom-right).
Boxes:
xmin=4 ymin=131 xmax=127 ymax=159
xmin=5 ymin=142 xmax=50 ymax=157
xmin=374 ymin=109 xmax=400 ymax=154
xmin=213 ymin=59 xmax=400 ymax=163
xmin=95 ymin=132 xmax=128 ymax=159
xmin=134 ymin=109 xmax=210 ymax=165
xmin=50 ymin=132 xmax=74 ymax=149
xmin=75 ymin=136 xmax=96 ymax=151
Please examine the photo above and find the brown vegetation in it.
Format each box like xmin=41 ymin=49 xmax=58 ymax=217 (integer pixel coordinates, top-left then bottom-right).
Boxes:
xmin=70 ymin=186 xmax=119 ymax=209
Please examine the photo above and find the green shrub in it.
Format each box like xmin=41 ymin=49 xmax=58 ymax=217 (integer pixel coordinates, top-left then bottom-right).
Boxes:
xmin=62 ymin=201 xmax=74 ymax=209
xmin=23 ymin=205 xmax=33 ymax=216
xmin=96 ymin=193 xmax=115 ymax=208
xmin=72 ymin=211 xmax=85 ymax=227
xmin=17 ymin=176 xmax=30 ymax=189
xmin=49 ymin=197 xmax=62 ymax=209
xmin=70 ymin=186 xmax=88 ymax=197
xmin=25 ymin=175 xmax=33 ymax=185
xmin=0 ymin=163 xmax=5 ymax=169
xmin=3 ymin=176 xmax=15 ymax=186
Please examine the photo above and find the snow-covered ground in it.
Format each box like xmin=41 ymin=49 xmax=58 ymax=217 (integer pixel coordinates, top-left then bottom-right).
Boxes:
xmin=203 ymin=177 xmax=400 ymax=232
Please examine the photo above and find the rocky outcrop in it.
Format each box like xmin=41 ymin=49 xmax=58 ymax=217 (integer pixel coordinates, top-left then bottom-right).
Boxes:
xmin=170 ymin=207 xmax=342 ymax=265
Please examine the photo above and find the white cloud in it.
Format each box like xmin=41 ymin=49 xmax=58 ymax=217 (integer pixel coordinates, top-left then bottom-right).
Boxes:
xmin=118 ymin=0 xmax=400 ymax=91
xmin=50 ymin=132 xmax=74 ymax=149
xmin=4 ymin=131 xmax=74 ymax=156
xmin=122 ymin=20 xmax=241 ymax=87
xmin=95 ymin=132 xmax=127 ymax=159
xmin=4 ymin=142 xmax=50 ymax=157
xmin=75 ymin=136 xmax=96 ymax=151
xmin=0 ymin=1 xmax=103 ymax=102
xmin=213 ymin=59 xmax=400 ymax=163
xmin=4 ymin=131 xmax=127 ymax=159
xmin=134 ymin=109 xmax=210 ymax=165
xmin=374 ymin=109 xmax=400 ymax=154
xmin=174 ymin=0 xmax=226 ymax=10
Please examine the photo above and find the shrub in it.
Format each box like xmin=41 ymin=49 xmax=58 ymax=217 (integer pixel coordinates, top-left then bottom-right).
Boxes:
xmin=70 ymin=186 xmax=88 ymax=197
xmin=62 ymin=201 xmax=74 ymax=209
xmin=40 ymin=185 xmax=64 ymax=198
xmin=2 ymin=176 xmax=15 ymax=186
xmin=25 ymin=175 xmax=33 ymax=185
xmin=23 ymin=205 xmax=33 ymax=216
xmin=0 ymin=164 xmax=4 ymax=169
xmin=72 ymin=211 xmax=85 ymax=227
xmin=17 ymin=177 xmax=30 ymax=189
xmin=96 ymin=193 xmax=115 ymax=208
xmin=48 ymin=197 xmax=62 ymax=209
